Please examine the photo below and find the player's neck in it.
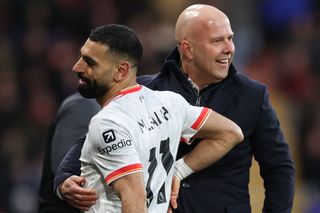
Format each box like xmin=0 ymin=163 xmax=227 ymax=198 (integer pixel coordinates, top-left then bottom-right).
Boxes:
xmin=98 ymin=80 xmax=137 ymax=107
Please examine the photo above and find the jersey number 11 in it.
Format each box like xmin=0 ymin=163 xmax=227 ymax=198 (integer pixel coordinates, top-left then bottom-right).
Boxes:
xmin=146 ymin=138 xmax=174 ymax=207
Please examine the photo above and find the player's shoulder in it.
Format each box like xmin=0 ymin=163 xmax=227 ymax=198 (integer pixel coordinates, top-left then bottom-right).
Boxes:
xmin=143 ymin=86 xmax=184 ymax=101
xmin=160 ymin=90 xmax=186 ymax=105
xmin=91 ymin=101 xmax=128 ymax=125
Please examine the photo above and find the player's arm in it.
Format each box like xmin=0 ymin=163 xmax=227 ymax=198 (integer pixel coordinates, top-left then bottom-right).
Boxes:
xmin=183 ymin=109 xmax=243 ymax=172
xmin=169 ymin=109 xmax=243 ymax=212
xmin=89 ymin=116 xmax=147 ymax=212
xmin=112 ymin=173 xmax=147 ymax=213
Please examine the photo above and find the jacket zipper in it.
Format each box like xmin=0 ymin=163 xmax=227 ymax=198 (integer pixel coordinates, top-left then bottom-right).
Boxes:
xmin=186 ymin=77 xmax=202 ymax=106
xmin=194 ymin=88 xmax=201 ymax=106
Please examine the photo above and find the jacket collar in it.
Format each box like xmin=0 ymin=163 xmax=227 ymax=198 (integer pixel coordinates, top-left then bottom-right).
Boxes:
xmin=162 ymin=47 xmax=240 ymax=114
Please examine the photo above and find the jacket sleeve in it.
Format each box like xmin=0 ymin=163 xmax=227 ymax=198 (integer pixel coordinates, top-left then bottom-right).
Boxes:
xmin=137 ymin=74 xmax=158 ymax=86
xmin=252 ymin=86 xmax=295 ymax=213
xmin=53 ymin=136 xmax=84 ymax=191
xmin=51 ymin=98 xmax=99 ymax=173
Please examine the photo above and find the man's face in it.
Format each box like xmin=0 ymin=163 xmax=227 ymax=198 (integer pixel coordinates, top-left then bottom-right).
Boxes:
xmin=191 ymin=16 xmax=235 ymax=83
xmin=72 ymin=39 xmax=117 ymax=99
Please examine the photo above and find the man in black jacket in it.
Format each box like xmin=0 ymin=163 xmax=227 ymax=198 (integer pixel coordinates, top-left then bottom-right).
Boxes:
xmin=38 ymin=93 xmax=99 ymax=213
xmin=54 ymin=4 xmax=295 ymax=213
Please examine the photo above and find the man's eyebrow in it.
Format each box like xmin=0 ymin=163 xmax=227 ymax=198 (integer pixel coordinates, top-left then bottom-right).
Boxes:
xmin=82 ymin=55 xmax=97 ymax=65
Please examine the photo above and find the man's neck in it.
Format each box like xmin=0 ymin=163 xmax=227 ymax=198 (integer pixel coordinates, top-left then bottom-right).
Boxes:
xmin=181 ymin=62 xmax=207 ymax=90
xmin=98 ymin=80 xmax=137 ymax=107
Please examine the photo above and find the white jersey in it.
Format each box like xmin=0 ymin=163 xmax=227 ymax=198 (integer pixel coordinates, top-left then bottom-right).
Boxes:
xmin=80 ymin=85 xmax=211 ymax=213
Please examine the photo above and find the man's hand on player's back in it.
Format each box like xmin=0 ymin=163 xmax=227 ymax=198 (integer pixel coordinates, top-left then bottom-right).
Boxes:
xmin=58 ymin=175 xmax=97 ymax=211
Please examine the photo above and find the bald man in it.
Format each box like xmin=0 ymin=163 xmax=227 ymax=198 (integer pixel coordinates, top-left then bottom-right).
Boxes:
xmin=55 ymin=4 xmax=295 ymax=213
xmin=175 ymin=4 xmax=234 ymax=88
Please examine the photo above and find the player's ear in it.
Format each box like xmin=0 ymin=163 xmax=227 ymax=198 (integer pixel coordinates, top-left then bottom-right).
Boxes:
xmin=114 ymin=62 xmax=130 ymax=82
xmin=180 ymin=40 xmax=194 ymax=60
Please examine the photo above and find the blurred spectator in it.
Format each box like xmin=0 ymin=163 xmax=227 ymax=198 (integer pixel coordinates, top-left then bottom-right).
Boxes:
xmin=279 ymin=42 xmax=315 ymax=103
xmin=88 ymin=0 xmax=119 ymax=27
xmin=45 ymin=38 xmax=80 ymax=99
xmin=299 ymin=102 xmax=320 ymax=187
xmin=0 ymin=70 xmax=21 ymax=130
xmin=258 ymin=0 xmax=314 ymax=43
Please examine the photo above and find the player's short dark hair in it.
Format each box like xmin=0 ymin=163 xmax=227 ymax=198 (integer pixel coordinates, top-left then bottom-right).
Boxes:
xmin=89 ymin=24 xmax=143 ymax=66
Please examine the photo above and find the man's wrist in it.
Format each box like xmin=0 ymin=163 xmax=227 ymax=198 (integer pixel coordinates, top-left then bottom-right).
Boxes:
xmin=174 ymin=158 xmax=194 ymax=180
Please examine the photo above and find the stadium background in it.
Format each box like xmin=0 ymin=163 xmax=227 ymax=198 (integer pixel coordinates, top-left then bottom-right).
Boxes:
xmin=0 ymin=0 xmax=319 ymax=212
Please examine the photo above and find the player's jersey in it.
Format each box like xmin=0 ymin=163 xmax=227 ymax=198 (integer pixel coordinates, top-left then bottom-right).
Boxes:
xmin=80 ymin=85 xmax=211 ymax=213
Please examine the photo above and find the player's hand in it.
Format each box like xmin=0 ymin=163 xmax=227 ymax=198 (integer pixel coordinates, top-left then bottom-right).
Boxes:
xmin=168 ymin=175 xmax=181 ymax=213
xmin=58 ymin=175 xmax=97 ymax=211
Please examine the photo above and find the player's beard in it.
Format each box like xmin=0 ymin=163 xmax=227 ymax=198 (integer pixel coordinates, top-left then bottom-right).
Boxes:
xmin=78 ymin=76 xmax=107 ymax=99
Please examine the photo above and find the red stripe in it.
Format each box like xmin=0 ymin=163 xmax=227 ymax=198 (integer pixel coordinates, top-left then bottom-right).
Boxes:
xmin=117 ymin=85 xmax=142 ymax=96
xmin=105 ymin=163 xmax=143 ymax=184
xmin=102 ymin=85 xmax=142 ymax=108
xmin=180 ymin=137 xmax=187 ymax=143
xmin=191 ymin=107 xmax=211 ymax=130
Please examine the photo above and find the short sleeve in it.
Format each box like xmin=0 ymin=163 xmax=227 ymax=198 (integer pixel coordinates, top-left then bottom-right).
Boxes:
xmin=173 ymin=94 xmax=211 ymax=144
xmin=87 ymin=116 xmax=143 ymax=185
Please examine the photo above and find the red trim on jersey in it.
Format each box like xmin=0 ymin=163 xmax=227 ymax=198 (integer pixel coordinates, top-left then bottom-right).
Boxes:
xmin=180 ymin=137 xmax=187 ymax=143
xmin=180 ymin=137 xmax=196 ymax=145
xmin=102 ymin=85 xmax=142 ymax=108
xmin=117 ymin=85 xmax=142 ymax=96
xmin=105 ymin=163 xmax=143 ymax=184
xmin=191 ymin=107 xmax=211 ymax=130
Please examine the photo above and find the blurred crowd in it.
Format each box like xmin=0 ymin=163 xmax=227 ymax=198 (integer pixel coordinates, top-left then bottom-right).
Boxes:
xmin=0 ymin=0 xmax=319 ymax=212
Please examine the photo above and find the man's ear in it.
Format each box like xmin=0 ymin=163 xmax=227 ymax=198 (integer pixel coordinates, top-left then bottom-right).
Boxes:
xmin=180 ymin=40 xmax=193 ymax=60
xmin=114 ymin=62 xmax=130 ymax=82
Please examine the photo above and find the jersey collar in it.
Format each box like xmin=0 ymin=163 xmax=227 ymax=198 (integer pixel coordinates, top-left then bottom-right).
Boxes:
xmin=117 ymin=84 xmax=142 ymax=97
xmin=102 ymin=84 xmax=143 ymax=108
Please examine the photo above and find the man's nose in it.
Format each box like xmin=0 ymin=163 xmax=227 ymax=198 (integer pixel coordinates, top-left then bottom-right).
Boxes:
xmin=223 ymin=40 xmax=235 ymax=54
xmin=72 ymin=58 xmax=83 ymax=73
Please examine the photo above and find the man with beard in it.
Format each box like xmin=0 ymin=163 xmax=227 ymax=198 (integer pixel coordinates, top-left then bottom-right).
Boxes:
xmin=55 ymin=4 xmax=294 ymax=213
xmin=57 ymin=24 xmax=243 ymax=212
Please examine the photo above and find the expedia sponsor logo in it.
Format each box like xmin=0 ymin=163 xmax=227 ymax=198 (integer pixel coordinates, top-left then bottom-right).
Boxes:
xmin=98 ymin=139 xmax=132 ymax=154
xmin=102 ymin=130 xmax=116 ymax=143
